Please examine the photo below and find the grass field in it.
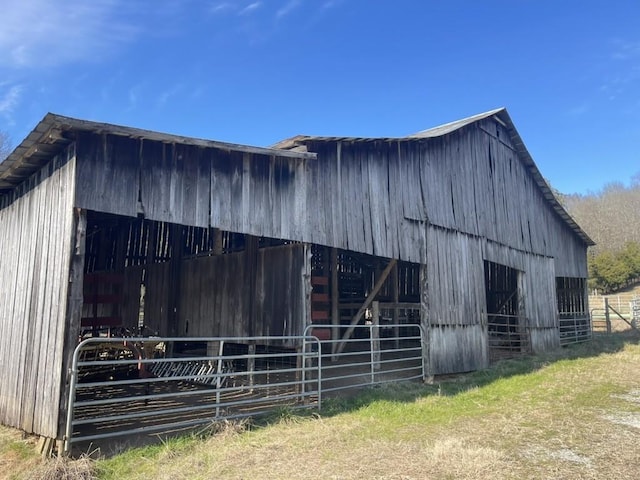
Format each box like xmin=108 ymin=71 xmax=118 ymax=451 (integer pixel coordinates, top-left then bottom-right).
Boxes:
xmin=2 ymin=332 xmax=639 ymax=479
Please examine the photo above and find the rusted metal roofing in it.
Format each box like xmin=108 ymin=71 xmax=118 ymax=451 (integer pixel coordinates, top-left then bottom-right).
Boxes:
xmin=0 ymin=113 xmax=315 ymax=193
xmin=274 ymin=108 xmax=595 ymax=246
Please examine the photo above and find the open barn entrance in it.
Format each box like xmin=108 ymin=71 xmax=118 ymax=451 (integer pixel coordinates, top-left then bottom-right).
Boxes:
xmin=484 ymin=260 xmax=529 ymax=361
xmin=80 ymin=210 xmax=308 ymax=343
xmin=556 ymin=277 xmax=590 ymax=344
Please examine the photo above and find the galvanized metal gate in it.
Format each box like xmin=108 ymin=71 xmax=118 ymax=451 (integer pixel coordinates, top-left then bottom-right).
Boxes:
xmin=64 ymin=335 xmax=321 ymax=454
xmin=64 ymin=327 xmax=426 ymax=454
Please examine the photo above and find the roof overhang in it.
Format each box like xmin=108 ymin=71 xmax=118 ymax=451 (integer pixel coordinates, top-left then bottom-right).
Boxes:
xmin=0 ymin=113 xmax=316 ymax=194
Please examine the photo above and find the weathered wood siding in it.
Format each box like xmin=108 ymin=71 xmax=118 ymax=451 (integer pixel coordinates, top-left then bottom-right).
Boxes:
xmin=74 ymin=133 xmax=308 ymax=239
xmin=484 ymin=240 xmax=560 ymax=352
xmin=75 ymin=134 xmax=139 ymax=218
xmin=144 ymin=262 xmax=172 ymax=336
xmin=303 ymin=141 xmax=425 ymax=263
xmin=0 ymin=147 xmax=76 ymax=437
xmin=426 ymin=226 xmax=488 ymax=373
xmin=303 ymin=128 xmax=587 ymax=275
xmin=72 ymin=126 xmax=587 ymax=276
xmin=177 ymin=244 xmax=308 ymax=343
xmin=410 ymin=120 xmax=587 ymax=277
xmin=430 ymin=325 xmax=488 ymax=374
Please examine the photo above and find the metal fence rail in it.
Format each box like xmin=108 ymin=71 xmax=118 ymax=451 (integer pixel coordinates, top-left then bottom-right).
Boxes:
xmin=64 ymin=335 xmax=321 ymax=454
xmin=559 ymin=315 xmax=592 ymax=345
xmin=304 ymin=323 xmax=426 ymax=394
xmin=65 ymin=325 xmax=427 ymax=454
xmin=486 ymin=314 xmax=531 ymax=361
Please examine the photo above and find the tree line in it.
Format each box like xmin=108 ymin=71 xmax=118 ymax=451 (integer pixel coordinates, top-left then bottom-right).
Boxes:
xmin=562 ymin=176 xmax=640 ymax=293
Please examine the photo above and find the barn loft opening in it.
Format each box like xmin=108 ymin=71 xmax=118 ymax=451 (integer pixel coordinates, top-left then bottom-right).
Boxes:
xmin=484 ymin=260 xmax=530 ymax=361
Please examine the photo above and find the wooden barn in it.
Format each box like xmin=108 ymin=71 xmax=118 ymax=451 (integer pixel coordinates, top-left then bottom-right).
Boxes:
xmin=0 ymin=108 xmax=592 ymax=442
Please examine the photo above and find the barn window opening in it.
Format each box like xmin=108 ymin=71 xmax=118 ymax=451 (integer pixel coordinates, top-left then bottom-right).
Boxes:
xmin=484 ymin=260 xmax=529 ymax=362
xmin=556 ymin=277 xmax=590 ymax=344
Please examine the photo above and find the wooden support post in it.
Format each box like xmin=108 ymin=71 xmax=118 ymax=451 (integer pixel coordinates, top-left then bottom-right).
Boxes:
xmin=246 ymin=235 xmax=259 ymax=337
xmin=330 ymin=248 xmax=339 ymax=359
xmin=58 ymin=208 xmax=87 ymax=441
xmin=604 ymin=298 xmax=612 ymax=334
xmin=420 ymin=262 xmax=432 ymax=383
xmin=336 ymin=258 xmax=397 ymax=354
xmin=248 ymin=343 xmax=256 ymax=393
xmin=391 ymin=262 xmax=400 ymax=348
xmin=213 ymin=228 xmax=223 ymax=255
xmin=167 ymin=224 xmax=183 ymax=337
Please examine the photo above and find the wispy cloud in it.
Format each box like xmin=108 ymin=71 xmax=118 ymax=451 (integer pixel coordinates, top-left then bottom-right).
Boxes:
xmin=611 ymin=39 xmax=640 ymax=61
xmin=277 ymin=0 xmax=301 ymax=19
xmin=210 ymin=2 xmax=233 ymax=15
xmin=599 ymin=38 xmax=640 ymax=101
xmin=157 ymin=84 xmax=185 ymax=109
xmin=322 ymin=0 xmax=344 ymax=9
xmin=0 ymin=84 xmax=24 ymax=123
xmin=567 ymin=103 xmax=590 ymax=116
xmin=239 ymin=2 xmax=263 ymax=16
xmin=0 ymin=0 xmax=137 ymax=69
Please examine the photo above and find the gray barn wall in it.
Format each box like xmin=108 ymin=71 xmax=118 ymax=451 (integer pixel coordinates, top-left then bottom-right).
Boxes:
xmin=411 ymin=119 xmax=587 ymax=277
xmin=303 ymin=127 xmax=585 ymax=371
xmin=0 ymin=147 xmax=76 ymax=437
xmin=71 ymin=126 xmax=586 ymax=376
xmin=177 ymin=244 xmax=308 ymax=343
xmin=426 ymin=226 xmax=488 ymax=373
xmin=73 ymin=128 xmax=587 ymax=276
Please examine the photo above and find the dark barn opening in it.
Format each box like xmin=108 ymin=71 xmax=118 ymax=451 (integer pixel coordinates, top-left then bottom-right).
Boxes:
xmin=308 ymin=246 xmax=421 ymax=350
xmin=556 ymin=277 xmax=590 ymax=343
xmin=484 ymin=260 xmax=529 ymax=361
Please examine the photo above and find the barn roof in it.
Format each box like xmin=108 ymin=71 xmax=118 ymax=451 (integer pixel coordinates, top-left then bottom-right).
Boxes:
xmin=0 ymin=112 xmax=315 ymax=194
xmin=274 ymin=108 xmax=595 ymax=246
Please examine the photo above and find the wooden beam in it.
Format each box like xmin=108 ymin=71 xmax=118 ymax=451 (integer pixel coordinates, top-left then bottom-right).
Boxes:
xmin=336 ymin=258 xmax=397 ymax=354
xmin=57 ymin=208 xmax=87 ymax=439
xmin=420 ymin=262 xmax=431 ymax=381
xmin=167 ymin=224 xmax=183 ymax=337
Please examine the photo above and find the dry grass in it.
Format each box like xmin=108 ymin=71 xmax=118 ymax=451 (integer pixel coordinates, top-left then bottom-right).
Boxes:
xmin=0 ymin=428 xmax=98 ymax=480
xmin=2 ymin=333 xmax=640 ymax=479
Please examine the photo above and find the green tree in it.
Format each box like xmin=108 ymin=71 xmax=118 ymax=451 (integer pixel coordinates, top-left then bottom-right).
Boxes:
xmin=588 ymin=242 xmax=640 ymax=293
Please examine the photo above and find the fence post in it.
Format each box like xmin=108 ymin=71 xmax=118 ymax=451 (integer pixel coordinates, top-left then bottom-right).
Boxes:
xmin=371 ymin=301 xmax=381 ymax=374
xmin=248 ymin=343 xmax=256 ymax=393
xmin=604 ymin=298 xmax=612 ymax=334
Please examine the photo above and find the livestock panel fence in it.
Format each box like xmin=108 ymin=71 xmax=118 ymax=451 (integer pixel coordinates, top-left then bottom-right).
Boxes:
xmin=589 ymin=295 xmax=640 ymax=333
xmin=64 ymin=325 xmax=426 ymax=454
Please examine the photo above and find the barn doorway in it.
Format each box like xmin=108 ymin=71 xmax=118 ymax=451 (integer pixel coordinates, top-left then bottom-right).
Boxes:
xmin=484 ymin=260 xmax=529 ymax=361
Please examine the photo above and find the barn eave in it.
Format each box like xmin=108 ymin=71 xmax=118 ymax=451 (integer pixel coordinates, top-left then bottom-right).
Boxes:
xmin=0 ymin=113 xmax=316 ymax=195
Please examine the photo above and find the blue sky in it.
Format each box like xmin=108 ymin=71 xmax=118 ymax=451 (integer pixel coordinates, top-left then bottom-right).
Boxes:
xmin=0 ymin=0 xmax=638 ymax=194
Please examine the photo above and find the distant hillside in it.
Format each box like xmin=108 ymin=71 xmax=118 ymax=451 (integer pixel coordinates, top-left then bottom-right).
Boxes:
xmin=562 ymin=180 xmax=640 ymax=253
xmin=561 ymin=177 xmax=640 ymax=293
